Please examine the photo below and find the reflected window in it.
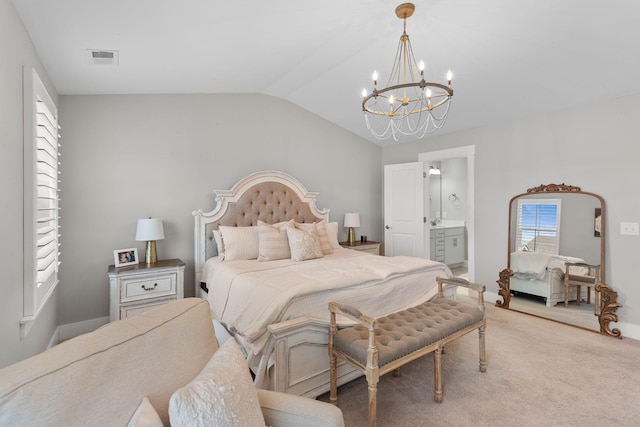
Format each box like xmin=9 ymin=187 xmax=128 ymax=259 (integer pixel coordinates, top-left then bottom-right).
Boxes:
xmin=516 ymin=199 xmax=561 ymax=254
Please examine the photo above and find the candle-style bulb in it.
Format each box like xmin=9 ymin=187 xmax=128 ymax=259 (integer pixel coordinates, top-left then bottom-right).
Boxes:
xmin=446 ymin=70 xmax=453 ymax=85
xmin=418 ymin=60 xmax=425 ymax=75
xmin=372 ymin=70 xmax=378 ymax=85
xmin=362 ymin=88 xmax=368 ymax=98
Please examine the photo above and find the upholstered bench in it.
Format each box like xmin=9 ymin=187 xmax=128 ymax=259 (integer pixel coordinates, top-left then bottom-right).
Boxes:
xmin=328 ymin=276 xmax=486 ymax=427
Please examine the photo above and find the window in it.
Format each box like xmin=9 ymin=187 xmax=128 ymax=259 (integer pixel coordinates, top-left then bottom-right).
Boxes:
xmin=515 ymin=199 xmax=561 ymax=255
xmin=22 ymin=69 xmax=61 ymax=337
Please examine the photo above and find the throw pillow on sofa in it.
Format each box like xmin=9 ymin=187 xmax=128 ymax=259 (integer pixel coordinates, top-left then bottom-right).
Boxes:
xmin=127 ymin=397 xmax=164 ymax=427
xmin=168 ymin=338 xmax=265 ymax=427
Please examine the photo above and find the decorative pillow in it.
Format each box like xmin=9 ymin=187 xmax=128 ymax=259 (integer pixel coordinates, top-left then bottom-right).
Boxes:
xmin=257 ymin=221 xmax=291 ymax=261
xmin=326 ymin=221 xmax=340 ymax=249
xmin=218 ymin=226 xmax=259 ymax=261
xmin=286 ymin=226 xmax=324 ymax=262
xmin=212 ymin=229 xmax=225 ymax=261
xmin=168 ymin=338 xmax=266 ymax=427
xmin=127 ymin=397 xmax=164 ymax=427
xmin=295 ymin=221 xmax=333 ymax=255
xmin=314 ymin=221 xmax=334 ymax=255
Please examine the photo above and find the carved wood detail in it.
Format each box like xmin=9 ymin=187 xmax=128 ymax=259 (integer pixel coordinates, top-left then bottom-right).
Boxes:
xmin=495 ymin=268 xmax=513 ymax=309
xmin=595 ymin=283 xmax=622 ymax=338
xmin=526 ymin=183 xmax=582 ymax=193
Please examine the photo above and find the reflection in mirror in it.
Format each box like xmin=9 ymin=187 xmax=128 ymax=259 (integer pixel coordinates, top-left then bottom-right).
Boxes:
xmin=428 ymin=162 xmax=442 ymax=224
xmin=496 ymin=184 xmax=621 ymax=338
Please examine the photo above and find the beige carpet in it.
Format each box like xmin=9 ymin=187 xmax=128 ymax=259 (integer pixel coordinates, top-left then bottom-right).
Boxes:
xmin=318 ymin=300 xmax=640 ymax=427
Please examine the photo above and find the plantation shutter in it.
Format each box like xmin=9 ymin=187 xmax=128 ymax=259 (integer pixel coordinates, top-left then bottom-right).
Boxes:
xmin=35 ymin=99 xmax=61 ymax=292
xmin=22 ymin=69 xmax=61 ymax=337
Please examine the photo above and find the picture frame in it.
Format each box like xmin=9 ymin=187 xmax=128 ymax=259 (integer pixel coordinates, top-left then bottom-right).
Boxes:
xmin=114 ymin=248 xmax=139 ymax=267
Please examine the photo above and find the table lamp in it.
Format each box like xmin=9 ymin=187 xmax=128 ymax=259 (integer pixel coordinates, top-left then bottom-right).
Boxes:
xmin=135 ymin=218 xmax=165 ymax=264
xmin=344 ymin=213 xmax=361 ymax=245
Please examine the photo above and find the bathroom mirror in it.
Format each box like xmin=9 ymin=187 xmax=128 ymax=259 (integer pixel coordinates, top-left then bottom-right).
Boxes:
xmin=496 ymin=184 xmax=621 ymax=337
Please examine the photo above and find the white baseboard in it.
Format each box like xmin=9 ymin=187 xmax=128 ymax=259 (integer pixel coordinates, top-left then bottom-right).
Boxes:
xmin=56 ymin=316 xmax=110 ymax=343
xmin=616 ymin=321 xmax=640 ymax=341
xmin=47 ymin=327 xmax=60 ymax=349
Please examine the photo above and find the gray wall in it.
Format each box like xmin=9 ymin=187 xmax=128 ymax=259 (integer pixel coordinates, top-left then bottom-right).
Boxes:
xmin=57 ymin=94 xmax=382 ymax=326
xmin=0 ymin=0 xmax=60 ymax=367
xmin=382 ymin=93 xmax=640 ymax=330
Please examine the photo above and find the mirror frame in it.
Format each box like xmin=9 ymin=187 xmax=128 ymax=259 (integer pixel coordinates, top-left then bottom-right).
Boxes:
xmin=495 ymin=183 xmax=621 ymax=338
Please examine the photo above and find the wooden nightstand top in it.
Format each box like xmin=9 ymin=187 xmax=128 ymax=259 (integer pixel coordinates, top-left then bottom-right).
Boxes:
xmin=339 ymin=241 xmax=381 ymax=255
xmin=339 ymin=241 xmax=380 ymax=248
xmin=108 ymin=258 xmax=185 ymax=274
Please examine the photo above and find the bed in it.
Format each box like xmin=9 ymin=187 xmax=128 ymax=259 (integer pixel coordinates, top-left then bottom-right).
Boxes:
xmin=192 ymin=170 xmax=453 ymax=398
xmin=509 ymin=251 xmax=587 ymax=307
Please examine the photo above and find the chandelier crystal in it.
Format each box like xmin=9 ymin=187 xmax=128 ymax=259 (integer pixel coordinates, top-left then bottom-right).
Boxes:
xmin=362 ymin=3 xmax=454 ymax=141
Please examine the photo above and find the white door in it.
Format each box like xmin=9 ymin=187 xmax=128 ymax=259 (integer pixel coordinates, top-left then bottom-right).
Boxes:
xmin=384 ymin=162 xmax=424 ymax=257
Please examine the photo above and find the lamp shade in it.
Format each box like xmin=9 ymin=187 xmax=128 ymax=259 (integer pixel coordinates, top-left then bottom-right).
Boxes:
xmin=344 ymin=213 xmax=361 ymax=228
xmin=135 ymin=218 xmax=165 ymax=241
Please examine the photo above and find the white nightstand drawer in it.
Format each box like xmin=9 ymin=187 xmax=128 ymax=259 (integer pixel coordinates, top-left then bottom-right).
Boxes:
xmin=360 ymin=247 xmax=380 ymax=255
xmin=120 ymin=297 xmax=177 ymax=319
xmin=122 ymin=274 xmax=175 ymax=301
xmin=108 ymin=259 xmax=186 ymax=322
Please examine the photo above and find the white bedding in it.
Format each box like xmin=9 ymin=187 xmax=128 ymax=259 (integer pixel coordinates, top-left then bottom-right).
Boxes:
xmin=204 ymin=247 xmax=451 ymax=386
xmin=511 ymin=251 xmax=587 ymax=281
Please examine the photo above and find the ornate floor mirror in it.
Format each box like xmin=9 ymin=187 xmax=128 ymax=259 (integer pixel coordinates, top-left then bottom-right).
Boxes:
xmin=496 ymin=184 xmax=622 ymax=338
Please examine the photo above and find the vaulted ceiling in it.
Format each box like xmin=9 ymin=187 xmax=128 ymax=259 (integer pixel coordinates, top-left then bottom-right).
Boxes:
xmin=12 ymin=0 xmax=640 ymax=146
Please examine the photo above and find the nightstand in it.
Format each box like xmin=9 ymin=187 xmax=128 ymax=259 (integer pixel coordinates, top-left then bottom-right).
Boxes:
xmin=339 ymin=241 xmax=381 ymax=255
xmin=107 ymin=258 xmax=185 ymax=321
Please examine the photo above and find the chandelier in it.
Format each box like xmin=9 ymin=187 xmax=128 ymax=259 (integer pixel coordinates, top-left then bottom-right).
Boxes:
xmin=361 ymin=3 xmax=453 ymax=141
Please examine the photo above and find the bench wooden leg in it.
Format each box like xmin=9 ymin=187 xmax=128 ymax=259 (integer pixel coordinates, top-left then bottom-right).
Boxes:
xmin=368 ymin=382 xmax=377 ymax=427
xmin=479 ymin=324 xmax=487 ymax=373
xmin=393 ymin=368 xmax=401 ymax=377
xmin=434 ymin=347 xmax=443 ymax=403
xmin=329 ymin=351 xmax=338 ymax=405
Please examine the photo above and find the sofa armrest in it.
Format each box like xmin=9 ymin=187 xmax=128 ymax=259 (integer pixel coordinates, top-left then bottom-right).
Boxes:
xmin=256 ymin=389 xmax=345 ymax=427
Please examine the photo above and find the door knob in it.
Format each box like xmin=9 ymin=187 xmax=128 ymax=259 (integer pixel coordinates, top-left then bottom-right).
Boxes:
xmin=385 ymin=225 xmax=391 ymax=229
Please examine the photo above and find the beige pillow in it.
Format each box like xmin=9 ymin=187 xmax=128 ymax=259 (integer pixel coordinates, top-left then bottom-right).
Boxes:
xmin=127 ymin=397 xmax=164 ymax=427
xmin=326 ymin=221 xmax=341 ymax=249
xmin=168 ymin=338 xmax=266 ymax=427
xmin=257 ymin=220 xmax=291 ymax=261
xmin=212 ymin=229 xmax=225 ymax=261
xmin=286 ymin=226 xmax=324 ymax=262
xmin=295 ymin=221 xmax=333 ymax=255
xmin=218 ymin=226 xmax=259 ymax=261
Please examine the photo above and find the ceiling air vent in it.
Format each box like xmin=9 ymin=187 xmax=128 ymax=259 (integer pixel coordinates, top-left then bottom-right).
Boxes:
xmin=88 ymin=49 xmax=119 ymax=66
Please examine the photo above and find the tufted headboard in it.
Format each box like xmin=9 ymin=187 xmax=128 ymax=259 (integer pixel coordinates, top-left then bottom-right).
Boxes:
xmin=192 ymin=170 xmax=329 ymax=293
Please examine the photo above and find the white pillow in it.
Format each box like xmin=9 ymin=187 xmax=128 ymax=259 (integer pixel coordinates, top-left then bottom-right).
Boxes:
xmin=295 ymin=221 xmax=333 ymax=255
xmin=286 ymin=226 xmax=324 ymax=262
xmin=218 ymin=226 xmax=259 ymax=261
xmin=212 ymin=229 xmax=225 ymax=261
xmin=168 ymin=338 xmax=266 ymax=427
xmin=326 ymin=221 xmax=340 ymax=249
xmin=257 ymin=221 xmax=291 ymax=261
xmin=127 ymin=397 xmax=164 ymax=427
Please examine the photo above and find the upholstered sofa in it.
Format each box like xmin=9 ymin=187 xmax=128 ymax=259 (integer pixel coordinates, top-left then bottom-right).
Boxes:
xmin=0 ymin=298 xmax=344 ymax=427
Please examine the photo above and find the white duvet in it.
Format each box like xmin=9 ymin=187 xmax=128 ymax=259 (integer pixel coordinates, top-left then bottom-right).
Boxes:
xmin=511 ymin=251 xmax=587 ymax=280
xmin=204 ymin=247 xmax=451 ymax=386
